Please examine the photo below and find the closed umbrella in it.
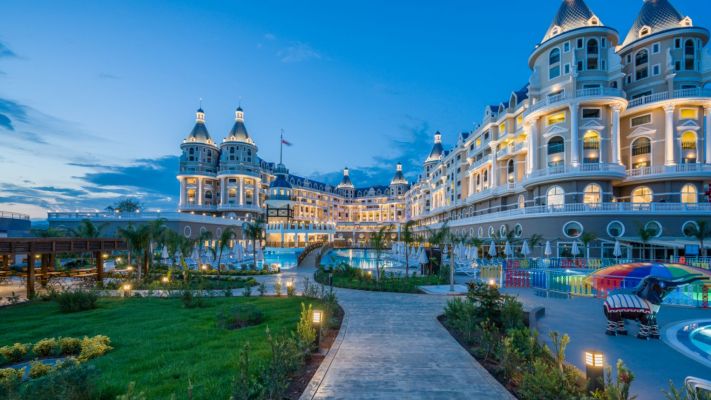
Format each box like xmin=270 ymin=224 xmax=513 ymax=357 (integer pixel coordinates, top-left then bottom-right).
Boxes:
xmin=504 ymin=241 xmax=513 ymax=258
xmin=191 ymin=246 xmax=199 ymax=262
xmin=544 ymin=241 xmax=552 ymax=257
xmin=443 ymin=245 xmax=449 ymax=262
xmin=521 ymin=240 xmax=531 ymax=258
xmin=488 ymin=241 xmax=497 ymax=257
xmin=613 ymin=240 xmax=622 ymax=258
xmin=161 ymin=246 xmax=169 ymax=262
xmin=418 ymin=248 xmax=429 ymax=265
xmin=571 ymin=241 xmax=580 ymax=258
xmin=471 ymin=246 xmax=479 ymax=260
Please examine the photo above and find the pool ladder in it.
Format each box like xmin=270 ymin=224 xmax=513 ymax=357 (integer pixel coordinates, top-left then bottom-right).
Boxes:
xmin=685 ymin=376 xmax=711 ymax=395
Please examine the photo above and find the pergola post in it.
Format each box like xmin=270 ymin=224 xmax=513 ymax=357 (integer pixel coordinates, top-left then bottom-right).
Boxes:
xmin=49 ymin=253 xmax=56 ymax=271
xmin=1 ymin=255 xmax=9 ymax=271
xmin=40 ymin=254 xmax=49 ymax=287
xmin=94 ymin=251 xmax=104 ymax=285
xmin=27 ymin=252 xmax=35 ymax=299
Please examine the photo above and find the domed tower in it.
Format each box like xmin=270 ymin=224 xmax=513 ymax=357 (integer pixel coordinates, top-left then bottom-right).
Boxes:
xmin=424 ymin=132 xmax=444 ymax=177
xmin=336 ymin=167 xmax=355 ymax=198
xmin=389 ymin=162 xmax=409 ymax=197
xmin=265 ymin=163 xmax=294 ymax=221
xmin=178 ymin=108 xmax=220 ymax=212
xmin=217 ymin=107 xmax=262 ymax=218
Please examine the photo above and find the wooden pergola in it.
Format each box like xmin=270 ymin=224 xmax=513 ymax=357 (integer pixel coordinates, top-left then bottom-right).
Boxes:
xmin=0 ymin=238 xmax=127 ymax=297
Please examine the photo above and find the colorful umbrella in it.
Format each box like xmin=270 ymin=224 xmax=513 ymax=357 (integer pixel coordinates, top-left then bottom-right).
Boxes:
xmin=586 ymin=262 xmax=711 ymax=291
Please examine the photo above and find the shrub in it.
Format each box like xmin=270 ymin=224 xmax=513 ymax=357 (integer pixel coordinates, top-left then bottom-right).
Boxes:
xmin=296 ymin=303 xmax=316 ymax=353
xmin=54 ymin=290 xmax=98 ymax=313
xmin=286 ymin=282 xmax=296 ymax=297
xmin=58 ymin=337 xmax=82 ymax=356
xmin=181 ymin=291 xmax=207 ymax=308
xmin=217 ymin=304 xmax=263 ymax=330
xmin=21 ymin=363 xmax=99 ymax=400
xmin=242 ymin=285 xmax=252 ymax=297
xmin=519 ymin=359 xmax=581 ymax=400
xmin=260 ymin=327 xmax=303 ymax=400
xmin=274 ymin=282 xmax=282 ymax=296
xmin=0 ymin=367 xmax=24 ymax=384
xmin=32 ymin=338 xmax=58 ymax=358
xmin=233 ymin=342 xmax=263 ymax=400
xmin=258 ymin=283 xmax=266 ymax=296
xmin=444 ymin=297 xmax=479 ymax=344
xmin=117 ymin=382 xmax=147 ymax=400
xmin=29 ymin=361 xmax=53 ymax=378
xmin=590 ymin=359 xmax=636 ymax=400
xmin=0 ymin=343 xmax=28 ymax=363
xmin=78 ymin=335 xmax=113 ymax=362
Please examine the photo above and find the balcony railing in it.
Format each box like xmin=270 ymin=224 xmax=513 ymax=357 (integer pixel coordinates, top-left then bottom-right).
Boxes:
xmin=48 ymin=211 xmax=247 ymax=224
xmin=0 ymin=211 xmax=30 ymax=220
xmin=627 ymin=88 xmax=711 ymax=109
xmin=627 ymin=164 xmax=711 ymax=178
xmin=526 ymin=87 xmax=624 ymax=115
xmin=528 ymin=163 xmax=626 ymax=179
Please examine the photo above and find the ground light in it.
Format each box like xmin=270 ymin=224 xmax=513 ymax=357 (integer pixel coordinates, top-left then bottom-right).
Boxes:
xmin=312 ymin=309 xmax=323 ymax=349
xmin=161 ymin=276 xmax=169 ymax=284
xmin=488 ymin=278 xmax=496 ymax=287
xmin=585 ymin=350 xmax=605 ymax=392
xmin=122 ymin=284 xmax=132 ymax=298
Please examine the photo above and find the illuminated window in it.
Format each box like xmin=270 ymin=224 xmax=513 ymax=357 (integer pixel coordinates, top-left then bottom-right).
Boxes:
xmin=680 ymin=108 xmax=698 ymax=120
xmin=547 ymin=136 xmax=564 ymax=155
xmin=631 ymin=186 xmax=653 ymax=204
xmin=583 ymin=130 xmax=600 ymax=163
xmin=681 ymin=131 xmax=697 ymax=164
xmin=547 ymin=186 xmax=565 ymax=208
xmin=681 ymin=184 xmax=698 ymax=204
xmin=546 ymin=112 xmax=566 ymax=126
xmin=563 ymin=221 xmax=583 ymax=238
xmin=499 ymin=122 xmax=506 ymax=135
xmin=518 ymin=194 xmax=525 ymax=209
xmin=476 ymin=138 xmax=481 ymax=148
xmin=516 ymin=115 xmax=523 ymax=127
xmin=549 ymin=48 xmax=561 ymax=79
xmin=583 ymin=184 xmax=602 ymax=205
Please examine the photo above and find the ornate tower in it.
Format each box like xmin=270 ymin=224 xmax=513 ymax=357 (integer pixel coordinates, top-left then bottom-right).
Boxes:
xmin=178 ymin=108 xmax=219 ymax=212
xmin=336 ymin=167 xmax=355 ymax=198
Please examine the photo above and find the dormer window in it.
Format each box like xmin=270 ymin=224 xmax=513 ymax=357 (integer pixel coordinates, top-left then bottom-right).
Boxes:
xmin=589 ymin=16 xmax=599 ymax=26
xmin=551 ymin=26 xmax=561 ymax=36
xmin=639 ymin=26 xmax=651 ymax=38
xmin=681 ymin=17 xmax=692 ymax=27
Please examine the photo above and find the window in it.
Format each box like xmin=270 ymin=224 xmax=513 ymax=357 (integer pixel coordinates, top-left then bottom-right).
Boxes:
xmin=681 ymin=184 xmax=698 ymax=204
xmin=563 ymin=221 xmax=584 ymax=238
xmin=639 ymin=27 xmax=650 ymax=37
xmin=183 ymin=226 xmax=192 ymax=238
xmin=681 ymin=131 xmax=697 ymax=164
xmin=583 ymin=131 xmax=600 ymax=163
xmin=685 ymin=39 xmax=695 ymax=70
xmin=631 ymin=137 xmax=651 ymax=157
xmin=478 ymin=227 xmax=484 ymax=238
xmin=546 ymin=112 xmax=566 ymax=126
xmin=500 ymin=225 xmax=507 ymax=237
xmin=488 ymin=226 xmax=495 ymax=237
xmin=563 ymin=42 xmax=570 ymax=52
xmin=549 ymin=48 xmax=561 ymax=79
xmin=499 ymin=122 xmax=506 ymax=135
xmin=514 ymin=224 xmax=523 ymax=238
xmin=507 ymin=159 xmax=515 ymax=183
xmin=547 ymin=136 xmax=564 ymax=155
xmin=682 ymin=221 xmax=699 ymax=237
xmin=652 ymin=43 xmax=660 ymax=54
xmin=587 ymin=39 xmax=599 ymax=70
xmin=645 ymin=221 xmax=663 ymax=238
xmin=577 ymin=38 xmax=583 ymax=49
xmin=547 ymin=186 xmax=565 ymax=208
xmin=607 ymin=221 xmax=625 ymax=238
xmin=675 ymin=38 xmax=681 ymax=49
xmin=518 ymin=194 xmax=525 ymax=209
xmin=631 ymin=186 xmax=653 ymax=204
xmin=680 ymin=108 xmax=698 ymax=120
xmin=583 ymin=184 xmax=602 ymax=205
xmin=582 ymin=109 xmax=601 ymax=119
xmin=635 ymin=49 xmax=648 ymax=80
xmin=564 ymin=64 xmax=570 ymax=74
xmin=631 ymin=114 xmax=652 ymax=127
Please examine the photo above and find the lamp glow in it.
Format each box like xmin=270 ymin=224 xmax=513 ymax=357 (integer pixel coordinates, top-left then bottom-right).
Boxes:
xmin=585 ymin=351 xmax=604 ymax=367
xmin=161 ymin=276 xmax=169 ymax=283
xmin=122 ymin=284 xmax=131 ymax=291
xmin=312 ymin=310 xmax=323 ymax=324
xmin=127 ymin=266 xmax=134 ymax=271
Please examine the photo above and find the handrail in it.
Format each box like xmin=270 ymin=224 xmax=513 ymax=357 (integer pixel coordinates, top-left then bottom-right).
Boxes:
xmin=627 ymin=164 xmax=711 ymax=177
xmin=0 ymin=211 xmax=30 ymax=221
xmin=526 ymin=87 xmax=624 ymax=115
xmin=628 ymin=88 xmax=711 ymax=109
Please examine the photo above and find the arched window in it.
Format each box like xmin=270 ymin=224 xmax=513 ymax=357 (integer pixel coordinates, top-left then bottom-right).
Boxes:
xmin=681 ymin=184 xmax=698 ymax=204
xmin=635 ymin=49 xmax=649 ymax=80
xmin=476 ymin=174 xmax=481 ymax=191
xmin=685 ymin=39 xmax=695 ymax=70
xmin=681 ymin=131 xmax=697 ymax=164
xmin=547 ymin=186 xmax=565 ymax=209
xmin=483 ymin=170 xmax=489 ymax=187
xmin=549 ymin=48 xmax=561 ymax=79
xmin=507 ymin=159 xmax=515 ymax=183
xmin=587 ymin=39 xmax=599 ymax=70
xmin=631 ymin=186 xmax=653 ymax=204
xmin=583 ymin=184 xmax=602 ymax=206
xmin=548 ymin=136 xmax=564 ymax=155
xmin=518 ymin=194 xmax=526 ymax=209
xmin=583 ymin=130 xmax=600 ymax=163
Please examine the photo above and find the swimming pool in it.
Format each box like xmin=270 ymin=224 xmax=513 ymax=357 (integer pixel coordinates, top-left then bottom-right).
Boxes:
xmin=320 ymin=249 xmax=402 ymax=270
xmin=664 ymin=319 xmax=711 ymax=368
xmin=263 ymin=248 xmax=301 ymax=270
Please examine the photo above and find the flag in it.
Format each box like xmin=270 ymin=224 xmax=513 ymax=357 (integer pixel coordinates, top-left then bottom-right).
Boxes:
xmin=281 ymin=138 xmax=293 ymax=146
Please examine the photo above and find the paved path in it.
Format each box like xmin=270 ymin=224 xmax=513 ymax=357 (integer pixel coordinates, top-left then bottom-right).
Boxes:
xmin=287 ymin=249 xmax=513 ymax=400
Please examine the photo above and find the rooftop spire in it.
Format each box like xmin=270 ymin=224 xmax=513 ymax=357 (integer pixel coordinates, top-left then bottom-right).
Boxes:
xmin=621 ymin=0 xmax=692 ymax=48
xmin=426 ymin=132 xmax=444 ymax=163
xmin=391 ymin=162 xmax=407 ymax=185
xmin=337 ymin=167 xmax=354 ymax=190
xmin=541 ymin=0 xmax=601 ymax=43
xmin=184 ymin=107 xmax=213 ymax=145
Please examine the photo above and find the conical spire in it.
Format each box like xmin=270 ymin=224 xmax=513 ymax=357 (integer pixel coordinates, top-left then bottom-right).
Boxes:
xmin=542 ymin=0 xmax=601 ymax=43
xmin=184 ymin=108 xmax=213 ymax=144
xmin=426 ymin=132 xmax=444 ymax=163
xmin=336 ymin=167 xmax=354 ymax=189
xmin=621 ymin=0 xmax=690 ymax=48
xmin=225 ymin=106 xmax=252 ymax=143
xmin=390 ymin=163 xmax=407 ymax=185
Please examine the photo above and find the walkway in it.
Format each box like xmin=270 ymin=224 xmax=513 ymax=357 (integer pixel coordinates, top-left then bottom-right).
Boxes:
xmin=290 ymin=249 xmax=513 ymax=400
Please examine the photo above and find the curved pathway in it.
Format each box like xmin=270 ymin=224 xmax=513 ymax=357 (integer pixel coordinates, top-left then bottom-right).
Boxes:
xmin=268 ymin=249 xmax=515 ymax=400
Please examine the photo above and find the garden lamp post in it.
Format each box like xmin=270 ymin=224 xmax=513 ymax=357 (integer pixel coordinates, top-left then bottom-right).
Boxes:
xmin=122 ymin=283 xmax=132 ymax=298
xmin=585 ymin=350 xmax=605 ymax=393
xmin=312 ymin=309 xmax=323 ymax=349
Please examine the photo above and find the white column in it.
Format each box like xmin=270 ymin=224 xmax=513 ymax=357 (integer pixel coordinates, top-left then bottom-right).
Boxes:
xmin=490 ymin=143 xmax=498 ymax=187
xmin=179 ymin=178 xmax=186 ymax=207
xmin=570 ymin=104 xmax=579 ymax=166
xmin=705 ymin=107 xmax=711 ymax=164
xmin=611 ymin=105 xmax=621 ymax=164
xmin=525 ymin=123 xmax=533 ymax=174
xmin=220 ymin=177 xmax=226 ymax=206
xmin=239 ymin=178 xmax=245 ymax=205
xmin=197 ymin=178 xmax=203 ymax=206
xmin=665 ymin=105 xmax=675 ymax=166
xmin=531 ymin=119 xmax=539 ymax=171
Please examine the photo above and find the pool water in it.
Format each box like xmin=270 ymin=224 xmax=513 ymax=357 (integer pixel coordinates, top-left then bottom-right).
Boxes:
xmin=262 ymin=248 xmax=301 ymax=270
xmin=320 ymin=249 xmax=402 ymax=270
xmin=665 ymin=319 xmax=711 ymax=368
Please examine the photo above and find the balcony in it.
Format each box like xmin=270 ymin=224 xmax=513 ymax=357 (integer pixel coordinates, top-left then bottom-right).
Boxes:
xmin=626 ymin=164 xmax=711 ymax=182
xmin=627 ymin=88 xmax=711 ymax=109
xmin=0 ymin=211 xmax=30 ymax=221
xmin=524 ymin=163 xmax=626 ymax=186
xmin=468 ymin=155 xmax=492 ymax=172
xmin=48 ymin=211 xmax=247 ymax=225
xmin=497 ymin=142 xmax=526 ymax=159
xmin=525 ymin=88 xmax=624 ymax=116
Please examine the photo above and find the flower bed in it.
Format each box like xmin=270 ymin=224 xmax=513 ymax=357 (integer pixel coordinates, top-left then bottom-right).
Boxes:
xmin=314 ymin=264 xmax=445 ymax=293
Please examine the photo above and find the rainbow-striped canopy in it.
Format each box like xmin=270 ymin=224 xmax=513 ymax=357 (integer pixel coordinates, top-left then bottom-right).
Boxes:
xmin=586 ymin=262 xmax=711 ymax=290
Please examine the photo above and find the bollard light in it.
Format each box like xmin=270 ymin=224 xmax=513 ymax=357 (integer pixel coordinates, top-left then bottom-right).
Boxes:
xmin=161 ymin=276 xmax=169 ymax=283
xmin=286 ymin=281 xmax=293 ymax=289
xmin=367 ymin=270 xmax=372 ymax=279
xmin=102 ymin=253 xmax=109 ymax=259
xmin=201 ymin=264 xmax=208 ymax=271
xmin=488 ymin=278 xmax=496 ymax=286
xmin=122 ymin=283 xmax=132 ymax=298
xmin=116 ymin=257 xmax=122 ymax=263
xmin=127 ymin=266 xmax=134 ymax=272
xmin=312 ymin=309 xmax=323 ymax=349
xmin=312 ymin=309 xmax=322 ymax=324
xmin=585 ymin=350 xmax=605 ymax=393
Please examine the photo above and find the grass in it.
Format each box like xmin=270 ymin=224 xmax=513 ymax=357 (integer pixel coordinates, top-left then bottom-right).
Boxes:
xmin=0 ymin=296 xmax=321 ymax=399
xmin=315 ymin=266 xmax=445 ymax=293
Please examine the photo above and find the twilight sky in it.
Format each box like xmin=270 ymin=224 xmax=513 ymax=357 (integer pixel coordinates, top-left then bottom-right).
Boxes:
xmin=0 ymin=0 xmax=709 ymax=218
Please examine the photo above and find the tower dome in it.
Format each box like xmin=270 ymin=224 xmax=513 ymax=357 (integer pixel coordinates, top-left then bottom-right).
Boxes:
xmin=184 ymin=108 xmax=215 ymax=145
xmin=541 ymin=0 xmax=601 ymax=44
xmin=224 ymin=106 xmax=253 ymax=144
xmin=390 ymin=163 xmax=408 ymax=185
xmin=425 ymin=132 xmax=444 ymax=163
xmin=336 ymin=167 xmax=355 ymax=190
xmin=621 ymin=0 xmax=692 ymax=48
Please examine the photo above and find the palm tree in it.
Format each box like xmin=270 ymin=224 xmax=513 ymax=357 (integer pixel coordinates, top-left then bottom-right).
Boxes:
xmin=68 ymin=219 xmax=107 ymax=238
xmin=215 ymin=227 xmax=236 ymax=272
xmin=688 ymin=220 xmax=711 ymax=257
xmin=243 ymin=216 xmax=265 ymax=270
xmin=425 ymin=221 xmax=450 ymax=275
xmin=145 ymin=218 xmax=167 ymax=274
xmin=401 ymin=221 xmax=416 ymax=279
xmin=580 ymin=232 xmax=597 ymax=261
xmin=369 ymin=225 xmax=391 ymax=283
xmin=527 ymin=234 xmax=544 ymax=257
xmin=164 ymin=229 xmax=196 ymax=283
xmin=31 ymin=227 xmax=65 ymax=238
xmin=118 ymin=224 xmax=150 ymax=280
xmin=637 ymin=224 xmax=655 ymax=260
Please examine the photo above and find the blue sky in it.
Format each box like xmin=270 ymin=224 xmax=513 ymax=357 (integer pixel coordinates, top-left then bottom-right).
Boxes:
xmin=0 ymin=0 xmax=709 ymax=218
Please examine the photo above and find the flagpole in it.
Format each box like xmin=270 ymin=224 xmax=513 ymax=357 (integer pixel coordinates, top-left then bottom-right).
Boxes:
xmin=280 ymin=129 xmax=283 ymax=165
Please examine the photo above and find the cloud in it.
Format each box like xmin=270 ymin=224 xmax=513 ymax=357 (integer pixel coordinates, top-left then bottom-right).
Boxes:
xmin=98 ymin=72 xmax=121 ymax=80
xmin=0 ymin=41 xmax=16 ymax=59
xmin=309 ymin=117 xmax=433 ymax=188
xmin=264 ymin=33 xmax=276 ymax=41
xmin=278 ymin=42 xmax=322 ymax=63
xmin=0 ymin=114 xmax=13 ymax=130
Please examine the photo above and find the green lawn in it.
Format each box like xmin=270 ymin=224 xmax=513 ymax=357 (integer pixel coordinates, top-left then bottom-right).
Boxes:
xmin=0 ymin=296 xmax=320 ymax=399
xmin=314 ymin=267 xmax=445 ymax=293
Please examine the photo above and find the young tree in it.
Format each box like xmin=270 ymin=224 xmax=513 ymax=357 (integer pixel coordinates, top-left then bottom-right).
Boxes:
xmin=118 ymin=224 xmax=150 ymax=280
xmin=580 ymin=232 xmax=597 ymax=261
xmin=401 ymin=220 xmax=416 ymax=279
xmin=688 ymin=220 xmax=711 ymax=257
xmin=215 ymin=227 xmax=236 ymax=272
xmin=425 ymin=221 xmax=450 ymax=276
xmin=145 ymin=219 xmax=168 ymax=275
xmin=243 ymin=216 xmax=266 ymax=270
xmin=369 ymin=225 xmax=391 ymax=283
xmin=637 ymin=224 xmax=655 ymax=260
